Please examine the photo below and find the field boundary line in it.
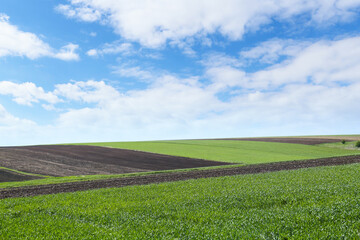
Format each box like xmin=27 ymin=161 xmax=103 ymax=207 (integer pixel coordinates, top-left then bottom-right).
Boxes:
xmin=1 ymin=154 xmax=360 ymax=199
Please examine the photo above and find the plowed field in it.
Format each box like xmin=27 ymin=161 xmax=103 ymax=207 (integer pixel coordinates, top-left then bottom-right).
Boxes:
xmin=0 ymin=169 xmax=42 ymax=183
xmin=1 ymin=155 xmax=360 ymax=199
xmin=0 ymin=145 xmax=230 ymax=177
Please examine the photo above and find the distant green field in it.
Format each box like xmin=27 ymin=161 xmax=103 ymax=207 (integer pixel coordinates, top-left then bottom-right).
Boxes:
xmin=3 ymin=139 xmax=358 ymax=189
xmin=75 ymin=140 xmax=359 ymax=164
xmin=1 ymin=163 xmax=360 ymax=239
xmin=319 ymin=140 xmax=360 ymax=150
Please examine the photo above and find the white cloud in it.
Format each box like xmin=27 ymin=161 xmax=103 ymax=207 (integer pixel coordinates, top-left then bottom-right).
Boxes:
xmin=0 ymin=14 xmax=52 ymax=59
xmin=55 ymin=76 xmax=223 ymax=135
xmin=112 ymin=65 xmax=154 ymax=80
xmin=1 ymin=74 xmax=360 ymax=145
xmin=55 ymin=4 xmax=102 ymax=22
xmin=239 ymin=39 xmax=310 ymax=64
xmin=50 ymin=34 xmax=360 ymax=138
xmin=54 ymin=80 xmax=121 ymax=105
xmin=54 ymin=43 xmax=80 ymax=61
xmin=57 ymin=0 xmax=360 ymax=48
xmin=205 ymin=66 xmax=247 ymax=92
xmin=0 ymin=104 xmax=35 ymax=127
xmin=2 ymin=34 xmax=360 ymax=145
xmin=203 ymin=36 xmax=360 ymax=90
xmin=86 ymin=42 xmax=133 ymax=57
xmin=86 ymin=49 xmax=98 ymax=56
xmin=201 ymin=52 xmax=243 ymax=68
xmin=0 ymin=81 xmax=60 ymax=106
xmin=0 ymin=104 xmax=37 ymax=146
xmin=251 ymin=36 xmax=360 ymax=88
xmin=0 ymin=14 xmax=79 ymax=60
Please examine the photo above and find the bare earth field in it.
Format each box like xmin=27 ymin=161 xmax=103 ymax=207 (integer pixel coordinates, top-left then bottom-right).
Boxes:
xmin=0 ymin=169 xmax=42 ymax=183
xmin=1 ymin=155 xmax=360 ymax=199
xmin=0 ymin=145 xmax=230 ymax=177
xmin=216 ymin=137 xmax=342 ymax=145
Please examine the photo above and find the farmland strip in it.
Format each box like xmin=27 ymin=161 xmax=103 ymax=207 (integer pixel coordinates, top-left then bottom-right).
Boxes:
xmin=1 ymin=154 xmax=360 ymax=199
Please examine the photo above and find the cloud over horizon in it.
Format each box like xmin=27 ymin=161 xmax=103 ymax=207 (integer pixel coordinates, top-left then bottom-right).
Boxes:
xmin=1 ymin=1 xmax=360 ymax=145
xmin=2 ymin=35 xmax=360 ymax=145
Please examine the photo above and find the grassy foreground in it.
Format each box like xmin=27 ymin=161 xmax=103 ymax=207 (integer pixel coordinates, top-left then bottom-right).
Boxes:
xmin=75 ymin=140 xmax=358 ymax=164
xmin=1 ymin=163 xmax=360 ymax=239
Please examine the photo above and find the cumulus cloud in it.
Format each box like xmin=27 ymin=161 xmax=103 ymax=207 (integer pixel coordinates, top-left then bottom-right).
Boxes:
xmin=2 ymin=34 xmax=360 ymax=145
xmin=54 ymin=80 xmax=121 ymax=105
xmin=54 ymin=43 xmax=80 ymax=61
xmin=0 ymin=104 xmax=35 ymax=127
xmin=204 ymin=36 xmax=360 ymax=91
xmin=0 ymin=104 xmax=37 ymax=146
xmin=0 ymin=14 xmax=79 ymax=60
xmin=239 ymin=39 xmax=311 ymax=64
xmin=86 ymin=42 xmax=133 ymax=57
xmin=55 ymin=75 xmax=223 ymax=137
xmin=56 ymin=0 xmax=360 ymax=48
xmin=112 ymin=65 xmax=155 ymax=80
xmin=0 ymin=81 xmax=60 ymax=106
xmin=251 ymin=36 xmax=360 ymax=88
xmin=55 ymin=4 xmax=102 ymax=22
xmin=45 ymin=33 xmax=360 ymax=136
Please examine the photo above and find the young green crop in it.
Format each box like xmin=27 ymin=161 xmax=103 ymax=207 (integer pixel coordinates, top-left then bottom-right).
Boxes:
xmin=0 ymin=164 xmax=241 ymax=189
xmin=74 ymin=140 xmax=359 ymax=164
xmin=1 ymin=163 xmax=360 ymax=239
xmin=4 ymin=139 xmax=358 ymax=189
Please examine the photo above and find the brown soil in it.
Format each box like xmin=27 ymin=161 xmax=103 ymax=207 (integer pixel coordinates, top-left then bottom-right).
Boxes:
xmin=0 ymin=145 xmax=230 ymax=177
xmin=0 ymin=169 xmax=43 ymax=183
xmin=1 ymin=154 xmax=359 ymax=199
xmin=214 ymin=137 xmax=342 ymax=145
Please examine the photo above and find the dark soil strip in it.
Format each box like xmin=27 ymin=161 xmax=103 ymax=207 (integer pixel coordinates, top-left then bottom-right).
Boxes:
xmin=0 ymin=169 xmax=43 ymax=183
xmin=214 ymin=137 xmax=341 ymax=145
xmin=1 ymin=155 xmax=360 ymax=199
xmin=0 ymin=145 xmax=230 ymax=177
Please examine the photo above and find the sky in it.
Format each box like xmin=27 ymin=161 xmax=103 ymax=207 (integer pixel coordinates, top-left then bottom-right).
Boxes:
xmin=1 ymin=0 xmax=360 ymax=146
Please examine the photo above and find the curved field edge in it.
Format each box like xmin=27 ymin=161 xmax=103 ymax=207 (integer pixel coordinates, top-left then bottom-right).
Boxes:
xmin=71 ymin=140 xmax=360 ymax=164
xmin=238 ymin=134 xmax=360 ymax=140
xmin=0 ymin=164 xmax=242 ymax=189
xmin=1 ymin=163 xmax=360 ymax=239
xmin=0 ymin=167 xmax=48 ymax=178
xmin=293 ymin=134 xmax=360 ymax=140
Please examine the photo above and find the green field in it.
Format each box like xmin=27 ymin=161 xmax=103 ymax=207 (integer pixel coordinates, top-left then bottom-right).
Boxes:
xmin=1 ymin=163 xmax=360 ymax=239
xmin=0 ymin=164 xmax=238 ymax=189
xmin=74 ymin=140 xmax=359 ymax=164
xmin=3 ymin=139 xmax=358 ymax=189
xmin=319 ymin=140 xmax=360 ymax=150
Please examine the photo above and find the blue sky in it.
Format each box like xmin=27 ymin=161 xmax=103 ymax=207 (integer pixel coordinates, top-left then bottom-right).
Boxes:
xmin=1 ymin=0 xmax=360 ymax=146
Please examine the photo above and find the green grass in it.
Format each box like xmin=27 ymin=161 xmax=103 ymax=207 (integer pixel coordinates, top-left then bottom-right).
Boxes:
xmin=73 ymin=140 xmax=359 ymax=164
xmin=1 ymin=163 xmax=360 ymax=239
xmin=2 ymin=139 xmax=358 ymax=189
xmin=0 ymin=164 xmax=241 ymax=189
